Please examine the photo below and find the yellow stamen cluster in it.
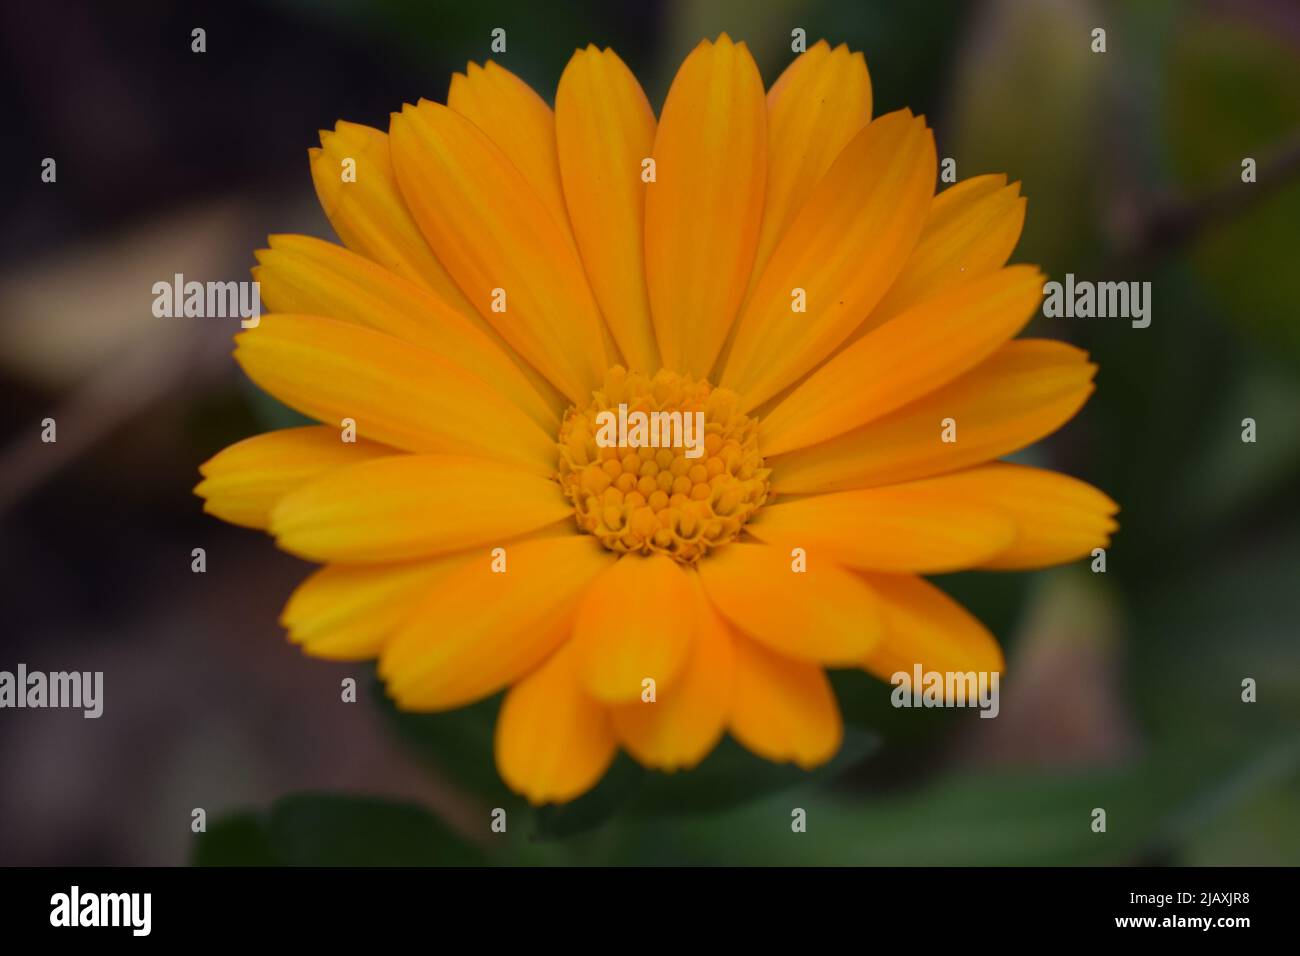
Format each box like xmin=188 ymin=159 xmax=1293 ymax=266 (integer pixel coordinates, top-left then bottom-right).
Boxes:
xmin=558 ymin=367 xmax=771 ymax=563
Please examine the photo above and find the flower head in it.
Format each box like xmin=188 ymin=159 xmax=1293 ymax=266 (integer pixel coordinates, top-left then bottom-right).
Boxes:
xmin=196 ymin=36 xmax=1117 ymax=804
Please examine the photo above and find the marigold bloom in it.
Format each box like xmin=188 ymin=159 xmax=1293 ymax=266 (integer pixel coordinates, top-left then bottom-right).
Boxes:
xmin=196 ymin=36 xmax=1117 ymax=804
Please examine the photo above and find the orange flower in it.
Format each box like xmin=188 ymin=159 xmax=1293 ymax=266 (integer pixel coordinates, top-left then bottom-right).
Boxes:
xmin=196 ymin=36 xmax=1117 ymax=804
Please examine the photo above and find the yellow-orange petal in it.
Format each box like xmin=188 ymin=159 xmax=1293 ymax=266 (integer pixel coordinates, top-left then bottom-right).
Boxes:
xmin=495 ymin=641 xmax=617 ymax=805
xmin=269 ymin=454 xmax=570 ymax=563
xmin=281 ymin=555 xmax=472 ymax=660
xmin=864 ymin=174 xmax=1026 ymax=329
xmin=644 ymin=34 xmax=766 ymax=378
xmin=194 ymin=425 xmax=393 ymax=530
xmin=611 ymin=579 xmax=733 ymax=769
xmin=232 ymin=314 xmax=556 ymax=473
xmin=748 ymin=40 xmax=872 ymax=292
xmin=746 ymin=484 xmax=1016 ymax=574
xmin=448 ymin=60 xmax=575 ymax=245
xmin=728 ymin=635 xmax=842 ymax=769
xmin=556 ymin=45 xmax=660 ymax=373
xmin=253 ymin=234 xmax=562 ymax=430
xmin=380 ymin=535 xmax=616 ymax=711
xmin=572 ymin=553 xmax=697 ymax=704
xmin=388 ymin=100 xmax=607 ymax=404
xmin=917 ymin=463 xmax=1119 ymax=570
xmin=769 ymin=339 xmax=1097 ymax=494
xmin=859 ymin=573 xmax=1005 ymax=683
xmin=722 ymin=109 xmax=937 ymax=409
xmin=697 ymin=542 xmax=879 ymax=664
xmin=759 ymin=265 xmax=1045 ymax=455
xmin=309 ymin=121 xmax=475 ymax=315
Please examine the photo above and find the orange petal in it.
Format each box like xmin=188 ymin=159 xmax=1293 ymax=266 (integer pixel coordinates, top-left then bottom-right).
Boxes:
xmin=556 ymin=45 xmax=660 ymax=372
xmin=281 ymin=555 xmax=472 ymax=661
xmin=495 ymin=641 xmax=617 ymax=806
xmin=269 ymin=454 xmax=571 ymax=563
xmin=194 ymin=426 xmax=393 ymax=530
xmin=611 ymin=579 xmax=733 ymax=770
xmin=769 ymin=339 xmax=1097 ymax=494
xmin=748 ymin=40 xmax=872 ymax=292
xmin=759 ymin=265 xmax=1045 ymax=455
xmin=697 ymin=542 xmax=879 ymax=664
xmin=253 ymin=234 xmax=562 ymax=431
xmin=864 ymin=174 xmax=1026 ymax=330
xmin=233 ymin=314 xmax=556 ymax=473
xmin=728 ymin=635 xmax=842 ymax=769
xmin=309 ymin=121 xmax=475 ymax=315
xmin=448 ymin=61 xmax=575 ymax=245
xmin=389 ymin=100 xmax=607 ymax=403
xmin=746 ymin=483 xmax=1016 ymax=573
xmin=572 ymin=553 xmax=697 ymax=704
xmin=920 ymin=463 xmax=1120 ymax=570
xmin=644 ymin=34 xmax=766 ymax=378
xmin=722 ymin=110 xmax=937 ymax=409
xmin=381 ymin=535 xmax=616 ymax=711
xmin=859 ymin=573 xmax=1005 ymax=683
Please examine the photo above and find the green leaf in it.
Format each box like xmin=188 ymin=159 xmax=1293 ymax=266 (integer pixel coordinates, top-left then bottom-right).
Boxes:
xmin=531 ymin=754 xmax=648 ymax=840
xmin=190 ymin=812 xmax=278 ymax=867
xmin=629 ymin=728 xmax=878 ymax=816
xmin=529 ymin=728 xmax=879 ymax=842
xmin=269 ymin=793 xmax=485 ymax=866
xmin=192 ymin=793 xmax=485 ymax=866
xmin=599 ymin=744 xmax=1294 ymax=865
xmin=370 ymin=673 xmax=520 ymax=807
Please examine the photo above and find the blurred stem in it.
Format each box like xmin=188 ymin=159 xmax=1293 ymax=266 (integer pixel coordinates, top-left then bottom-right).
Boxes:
xmin=0 ymin=335 xmax=223 ymax=516
xmin=1116 ymin=130 xmax=1300 ymax=266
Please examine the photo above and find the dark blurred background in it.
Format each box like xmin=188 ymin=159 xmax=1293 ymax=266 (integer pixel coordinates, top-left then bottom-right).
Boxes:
xmin=1 ymin=0 xmax=1298 ymax=865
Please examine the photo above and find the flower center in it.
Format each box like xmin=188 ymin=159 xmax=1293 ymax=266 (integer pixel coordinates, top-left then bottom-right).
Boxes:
xmin=557 ymin=367 xmax=770 ymax=564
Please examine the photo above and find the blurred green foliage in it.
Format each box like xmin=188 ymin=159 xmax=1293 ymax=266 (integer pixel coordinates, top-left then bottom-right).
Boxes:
xmin=1168 ymin=17 xmax=1300 ymax=366
xmin=193 ymin=793 xmax=484 ymax=865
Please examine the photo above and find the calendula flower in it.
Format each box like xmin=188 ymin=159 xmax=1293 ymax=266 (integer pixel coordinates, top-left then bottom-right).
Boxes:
xmin=196 ymin=36 xmax=1117 ymax=804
